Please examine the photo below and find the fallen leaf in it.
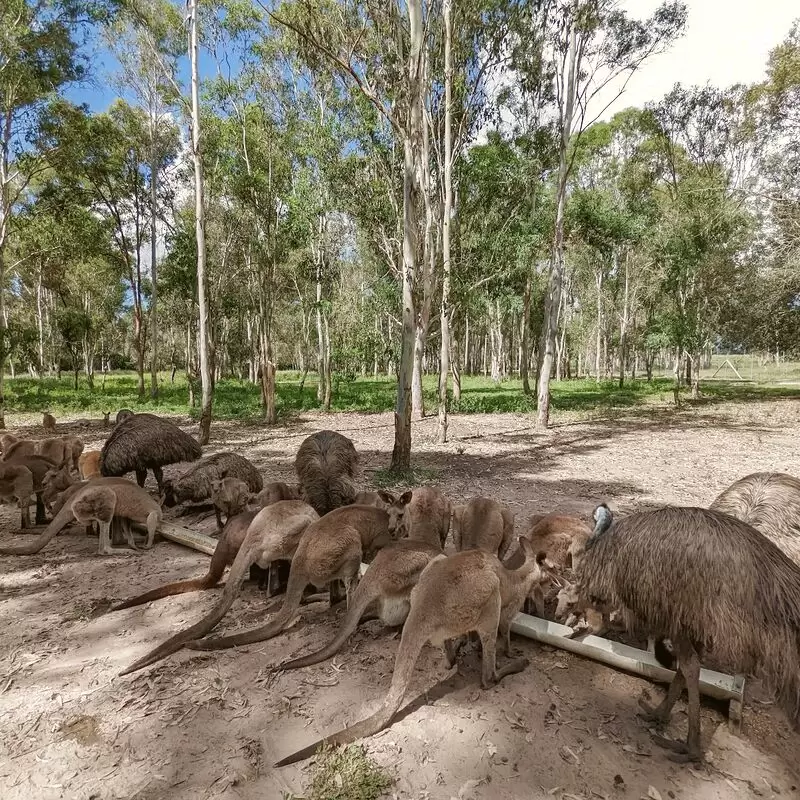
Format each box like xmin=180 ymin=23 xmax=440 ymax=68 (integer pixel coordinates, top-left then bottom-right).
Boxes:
xmin=647 ymin=787 xmax=662 ymax=800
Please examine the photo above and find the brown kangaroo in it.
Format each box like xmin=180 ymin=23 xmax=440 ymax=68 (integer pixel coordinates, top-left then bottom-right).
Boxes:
xmin=118 ymin=500 xmax=320 ymax=675
xmin=3 ymin=453 xmax=58 ymax=525
xmin=408 ymin=487 xmax=452 ymax=547
xmin=0 ymin=464 xmax=35 ymax=528
xmin=110 ymin=509 xmax=259 ymax=611
xmin=452 ymin=497 xmax=514 ymax=558
xmin=0 ymin=478 xmax=161 ymax=555
xmin=255 ymin=481 xmax=300 ymax=507
xmin=277 ymin=539 xmax=443 ymax=672
xmin=507 ymin=512 xmax=592 ymax=617
xmin=78 ymin=451 xmax=101 ymax=480
xmin=185 ymin=496 xmax=412 ymax=652
xmin=211 ymin=477 xmax=251 ymax=531
xmin=274 ymin=539 xmax=548 ymax=767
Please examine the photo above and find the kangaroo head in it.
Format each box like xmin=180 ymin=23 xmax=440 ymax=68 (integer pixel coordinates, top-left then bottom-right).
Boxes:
xmin=380 ymin=489 xmax=413 ymax=539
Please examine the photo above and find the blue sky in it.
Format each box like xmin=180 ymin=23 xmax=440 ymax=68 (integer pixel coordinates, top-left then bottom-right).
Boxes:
xmin=68 ymin=2 xmax=799 ymax=119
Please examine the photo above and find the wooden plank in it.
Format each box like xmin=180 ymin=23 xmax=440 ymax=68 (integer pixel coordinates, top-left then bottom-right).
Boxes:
xmin=510 ymin=611 xmax=744 ymax=705
xmin=132 ymin=520 xmax=217 ymax=556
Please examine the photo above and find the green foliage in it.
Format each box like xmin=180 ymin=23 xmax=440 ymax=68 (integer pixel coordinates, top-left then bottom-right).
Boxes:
xmin=286 ymin=744 xmax=393 ymax=800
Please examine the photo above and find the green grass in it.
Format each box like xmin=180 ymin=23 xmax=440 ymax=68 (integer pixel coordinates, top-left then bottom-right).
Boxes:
xmin=371 ymin=465 xmax=440 ymax=488
xmin=284 ymin=745 xmax=393 ymax=800
xmin=4 ymin=366 xmax=800 ymax=423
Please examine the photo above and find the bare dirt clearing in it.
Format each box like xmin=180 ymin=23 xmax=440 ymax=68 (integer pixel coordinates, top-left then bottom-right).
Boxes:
xmin=2 ymin=398 xmax=800 ymax=800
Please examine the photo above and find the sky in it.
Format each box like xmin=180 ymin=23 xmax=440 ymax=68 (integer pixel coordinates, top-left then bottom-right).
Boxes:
xmin=595 ymin=0 xmax=798 ymax=119
xmin=70 ymin=1 xmax=798 ymax=117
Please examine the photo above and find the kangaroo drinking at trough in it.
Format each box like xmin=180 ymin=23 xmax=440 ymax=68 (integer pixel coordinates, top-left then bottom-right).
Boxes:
xmin=507 ymin=511 xmax=593 ymax=618
xmin=452 ymin=496 xmax=514 ymax=558
xmin=185 ymin=495 xmax=413 ymax=653
xmin=407 ymin=487 xmax=452 ymax=547
xmin=255 ymin=481 xmax=300 ymax=507
xmin=110 ymin=509 xmax=260 ymax=611
xmin=118 ymin=500 xmax=320 ymax=675
xmin=277 ymin=538 xmax=443 ymax=672
xmin=211 ymin=477 xmax=251 ymax=531
xmin=572 ymin=503 xmax=800 ymax=762
xmin=0 ymin=478 xmax=162 ymax=555
xmin=274 ymin=538 xmax=549 ymax=766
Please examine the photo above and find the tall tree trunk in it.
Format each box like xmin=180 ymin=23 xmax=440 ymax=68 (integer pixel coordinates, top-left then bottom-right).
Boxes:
xmin=437 ymin=0 xmax=453 ymax=445
xmin=463 ymin=311 xmax=470 ymax=375
xmin=520 ymin=274 xmax=532 ymax=394
xmin=691 ymin=351 xmax=701 ymax=399
xmin=595 ymin=267 xmax=603 ymax=383
xmin=149 ymin=154 xmax=159 ymax=399
xmin=536 ymin=21 xmax=577 ymax=429
xmin=618 ymin=249 xmax=628 ymax=388
xmin=391 ymin=0 xmax=423 ymax=472
xmin=189 ymin=0 xmax=212 ymax=443
xmin=315 ymin=250 xmax=326 ymax=405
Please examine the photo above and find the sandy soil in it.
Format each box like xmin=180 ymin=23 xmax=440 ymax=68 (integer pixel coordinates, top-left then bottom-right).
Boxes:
xmin=2 ymin=397 xmax=800 ymax=800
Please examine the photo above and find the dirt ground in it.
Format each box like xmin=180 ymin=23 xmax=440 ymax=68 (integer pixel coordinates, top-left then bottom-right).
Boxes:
xmin=2 ymin=397 xmax=800 ymax=800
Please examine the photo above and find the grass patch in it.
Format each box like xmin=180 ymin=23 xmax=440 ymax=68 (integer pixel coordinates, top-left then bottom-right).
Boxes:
xmin=5 ymin=367 xmax=800 ymax=424
xmin=284 ymin=744 xmax=393 ymax=800
xmin=371 ymin=465 xmax=440 ymax=488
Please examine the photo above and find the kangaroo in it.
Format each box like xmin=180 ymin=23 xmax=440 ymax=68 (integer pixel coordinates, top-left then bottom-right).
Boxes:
xmin=41 ymin=464 xmax=76 ymax=513
xmin=0 ymin=478 xmax=161 ymax=556
xmin=118 ymin=500 xmax=320 ymax=675
xmin=0 ymin=433 xmax=19 ymax=453
xmin=3 ymin=453 xmax=57 ymax=525
xmin=185 ymin=495 xmax=413 ymax=653
xmin=211 ymin=477 xmax=251 ymax=531
xmin=110 ymin=510 xmax=259 ymax=611
xmin=78 ymin=451 xmax=101 ymax=480
xmin=277 ymin=539 xmax=443 ymax=672
xmin=0 ymin=464 xmax=35 ymax=528
xmin=352 ymin=490 xmax=392 ymax=507
xmin=255 ymin=481 xmax=300 ymax=507
xmin=505 ymin=512 xmax=593 ymax=617
xmin=452 ymin=497 xmax=514 ymax=558
xmin=102 ymin=411 xmax=111 ymax=428
xmin=274 ymin=539 xmax=548 ymax=767
xmin=42 ymin=411 xmax=56 ymax=432
xmin=60 ymin=435 xmax=84 ymax=472
xmin=3 ymin=438 xmax=70 ymax=470
xmin=49 ymin=477 xmax=136 ymax=545
xmin=69 ymin=485 xmax=140 ymax=556
xmin=408 ymin=487 xmax=452 ymax=547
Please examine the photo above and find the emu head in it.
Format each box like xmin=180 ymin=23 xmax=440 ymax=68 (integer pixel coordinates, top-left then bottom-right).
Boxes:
xmin=592 ymin=503 xmax=612 ymax=536
xmin=380 ymin=489 xmax=413 ymax=539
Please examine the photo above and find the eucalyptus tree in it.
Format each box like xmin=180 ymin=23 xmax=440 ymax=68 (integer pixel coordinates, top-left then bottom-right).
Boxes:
xmin=534 ymin=0 xmax=687 ymax=429
xmin=107 ymin=0 xmax=184 ymax=399
xmin=0 ymin=0 xmax=103 ymax=426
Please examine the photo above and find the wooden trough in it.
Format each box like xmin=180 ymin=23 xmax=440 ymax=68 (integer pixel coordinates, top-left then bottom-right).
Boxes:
xmin=150 ymin=521 xmax=745 ymax=727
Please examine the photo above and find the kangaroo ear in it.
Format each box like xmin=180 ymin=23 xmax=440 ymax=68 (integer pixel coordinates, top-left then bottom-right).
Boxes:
xmin=377 ymin=490 xmax=397 ymax=505
xmin=399 ymin=490 xmax=413 ymax=506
